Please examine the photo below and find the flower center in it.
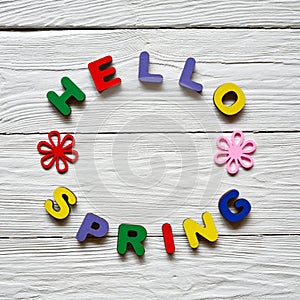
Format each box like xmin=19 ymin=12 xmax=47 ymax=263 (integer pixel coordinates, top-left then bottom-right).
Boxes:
xmin=53 ymin=146 xmax=64 ymax=157
xmin=229 ymin=145 xmax=242 ymax=159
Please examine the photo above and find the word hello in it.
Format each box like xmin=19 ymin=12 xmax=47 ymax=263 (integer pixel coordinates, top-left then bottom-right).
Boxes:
xmin=45 ymin=187 xmax=251 ymax=257
xmin=47 ymin=52 xmax=246 ymax=117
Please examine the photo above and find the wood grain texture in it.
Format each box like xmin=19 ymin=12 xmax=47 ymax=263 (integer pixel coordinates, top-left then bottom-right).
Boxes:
xmin=0 ymin=132 xmax=299 ymax=237
xmin=0 ymin=1 xmax=299 ymax=298
xmin=0 ymin=30 xmax=299 ymax=133
xmin=0 ymin=0 xmax=299 ymax=28
xmin=0 ymin=236 xmax=299 ymax=299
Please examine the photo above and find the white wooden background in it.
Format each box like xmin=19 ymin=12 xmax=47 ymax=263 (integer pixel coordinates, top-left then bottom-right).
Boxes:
xmin=0 ymin=1 xmax=299 ymax=299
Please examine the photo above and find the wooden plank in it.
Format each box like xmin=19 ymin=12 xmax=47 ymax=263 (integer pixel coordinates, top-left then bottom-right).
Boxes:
xmin=0 ymin=236 xmax=299 ymax=298
xmin=0 ymin=3 xmax=298 ymax=299
xmin=0 ymin=1 xmax=299 ymax=28
xmin=0 ymin=30 xmax=299 ymax=133
xmin=1 ymin=29 xmax=299 ymax=67
xmin=0 ymin=132 xmax=299 ymax=237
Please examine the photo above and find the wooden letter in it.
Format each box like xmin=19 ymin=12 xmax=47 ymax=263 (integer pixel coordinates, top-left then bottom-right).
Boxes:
xmin=76 ymin=213 xmax=109 ymax=242
xmin=213 ymin=82 xmax=246 ymax=115
xmin=162 ymin=223 xmax=175 ymax=254
xmin=179 ymin=57 xmax=203 ymax=92
xmin=218 ymin=189 xmax=251 ymax=222
xmin=44 ymin=187 xmax=77 ymax=220
xmin=117 ymin=224 xmax=147 ymax=256
xmin=183 ymin=212 xmax=218 ymax=249
xmin=138 ymin=51 xmax=163 ymax=83
xmin=47 ymin=77 xmax=85 ymax=116
xmin=88 ymin=55 xmax=121 ymax=92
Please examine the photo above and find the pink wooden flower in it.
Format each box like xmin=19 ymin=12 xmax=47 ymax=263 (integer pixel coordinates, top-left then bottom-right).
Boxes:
xmin=214 ymin=130 xmax=256 ymax=175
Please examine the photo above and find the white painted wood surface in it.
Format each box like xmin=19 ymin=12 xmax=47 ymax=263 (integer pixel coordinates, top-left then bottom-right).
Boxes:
xmin=0 ymin=1 xmax=299 ymax=299
xmin=0 ymin=132 xmax=299 ymax=237
xmin=1 ymin=30 xmax=300 ymax=133
xmin=0 ymin=237 xmax=299 ymax=299
xmin=0 ymin=0 xmax=299 ymax=28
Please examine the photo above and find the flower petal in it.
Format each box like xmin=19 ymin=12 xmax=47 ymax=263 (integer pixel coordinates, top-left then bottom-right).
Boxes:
xmin=231 ymin=130 xmax=244 ymax=147
xmin=63 ymin=150 xmax=79 ymax=163
xmin=238 ymin=154 xmax=254 ymax=169
xmin=61 ymin=134 xmax=75 ymax=150
xmin=48 ymin=131 xmax=61 ymax=148
xmin=214 ymin=151 xmax=230 ymax=165
xmin=56 ymin=156 xmax=69 ymax=174
xmin=242 ymin=139 xmax=256 ymax=154
xmin=226 ymin=158 xmax=239 ymax=175
xmin=37 ymin=141 xmax=53 ymax=154
xmin=41 ymin=153 xmax=55 ymax=170
xmin=216 ymin=136 xmax=232 ymax=151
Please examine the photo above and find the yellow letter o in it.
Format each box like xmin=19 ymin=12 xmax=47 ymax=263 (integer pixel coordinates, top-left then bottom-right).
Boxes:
xmin=213 ymin=82 xmax=246 ymax=115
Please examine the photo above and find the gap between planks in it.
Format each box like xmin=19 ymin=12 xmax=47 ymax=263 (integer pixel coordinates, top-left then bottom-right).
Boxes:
xmin=0 ymin=26 xmax=300 ymax=31
xmin=1 ymin=234 xmax=299 ymax=240
xmin=1 ymin=130 xmax=300 ymax=135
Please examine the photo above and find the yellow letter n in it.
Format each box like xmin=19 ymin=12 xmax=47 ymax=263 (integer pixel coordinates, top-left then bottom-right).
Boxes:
xmin=183 ymin=212 xmax=218 ymax=249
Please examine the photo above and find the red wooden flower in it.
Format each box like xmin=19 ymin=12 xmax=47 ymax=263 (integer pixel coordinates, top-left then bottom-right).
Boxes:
xmin=37 ymin=131 xmax=79 ymax=174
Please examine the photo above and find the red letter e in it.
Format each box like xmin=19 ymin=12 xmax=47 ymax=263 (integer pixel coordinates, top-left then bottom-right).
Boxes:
xmin=88 ymin=55 xmax=121 ymax=92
